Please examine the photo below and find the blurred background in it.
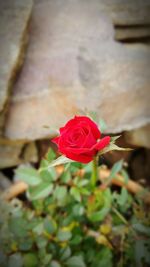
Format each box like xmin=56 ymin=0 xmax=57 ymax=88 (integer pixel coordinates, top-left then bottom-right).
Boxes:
xmin=0 ymin=0 xmax=150 ymax=189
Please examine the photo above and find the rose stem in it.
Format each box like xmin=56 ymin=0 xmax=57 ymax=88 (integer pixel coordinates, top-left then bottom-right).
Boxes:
xmin=91 ymin=156 xmax=98 ymax=188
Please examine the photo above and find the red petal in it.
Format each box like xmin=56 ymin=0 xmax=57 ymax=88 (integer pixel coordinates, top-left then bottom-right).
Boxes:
xmin=52 ymin=136 xmax=60 ymax=145
xmin=74 ymin=116 xmax=101 ymax=139
xmin=94 ymin=136 xmax=111 ymax=151
xmin=64 ymin=151 xmax=93 ymax=163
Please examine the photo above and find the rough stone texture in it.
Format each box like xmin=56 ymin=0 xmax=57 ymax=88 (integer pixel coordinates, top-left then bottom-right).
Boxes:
xmin=125 ymin=124 xmax=150 ymax=148
xmin=115 ymin=26 xmax=150 ymax=41
xmin=0 ymin=139 xmax=38 ymax=169
xmin=0 ymin=0 xmax=33 ymax=133
xmin=110 ymin=0 xmax=150 ymax=26
xmin=4 ymin=0 xmax=150 ymax=140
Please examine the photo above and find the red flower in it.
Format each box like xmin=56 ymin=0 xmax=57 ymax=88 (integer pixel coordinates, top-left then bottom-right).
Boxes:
xmin=52 ymin=116 xmax=110 ymax=163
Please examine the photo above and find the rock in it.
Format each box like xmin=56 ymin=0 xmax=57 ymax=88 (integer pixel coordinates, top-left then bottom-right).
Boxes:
xmin=115 ymin=26 xmax=150 ymax=41
xmin=0 ymin=0 xmax=33 ymax=134
xmin=129 ymin=148 xmax=150 ymax=184
xmin=0 ymin=172 xmax=12 ymax=191
xmin=4 ymin=0 xmax=150 ymax=140
xmin=0 ymin=139 xmax=38 ymax=169
xmin=23 ymin=142 xmax=38 ymax=163
xmin=125 ymin=124 xmax=150 ymax=148
xmin=110 ymin=0 xmax=150 ymax=26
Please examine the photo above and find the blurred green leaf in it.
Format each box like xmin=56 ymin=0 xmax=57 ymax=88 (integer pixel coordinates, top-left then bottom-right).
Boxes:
xmin=46 ymin=149 xmax=56 ymax=162
xmin=117 ymin=188 xmax=128 ymax=207
xmin=60 ymin=247 xmax=71 ymax=261
xmin=89 ymin=207 xmax=110 ymax=222
xmin=132 ymin=223 xmax=150 ymax=236
xmin=61 ymin=170 xmax=71 ymax=183
xmin=40 ymin=159 xmax=57 ymax=181
xmin=134 ymin=239 xmax=150 ymax=267
xmin=44 ymin=217 xmax=57 ymax=234
xmin=47 ymin=156 xmax=74 ymax=168
xmin=54 ymin=186 xmax=67 ymax=201
xmin=98 ymin=119 xmax=107 ymax=133
xmin=77 ymin=179 xmax=89 ymax=187
xmin=65 ymin=255 xmax=86 ymax=267
xmin=19 ymin=238 xmax=33 ymax=251
xmin=28 ymin=183 xmax=53 ymax=200
xmin=109 ymin=160 xmax=124 ymax=179
xmin=15 ymin=167 xmax=41 ymax=186
xmin=73 ymin=204 xmax=85 ymax=216
xmin=8 ymin=253 xmax=23 ymax=267
xmin=36 ymin=236 xmax=48 ymax=249
xmin=70 ymin=187 xmax=81 ymax=202
xmin=57 ymin=229 xmax=72 ymax=242
xmin=93 ymin=248 xmax=113 ymax=267
xmin=23 ymin=253 xmax=38 ymax=267
xmin=121 ymin=169 xmax=129 ymax=184
xmin=9 ymin=217 xmax=27 ymax=238
xmin=50 ymin=261 xmax=62 ymax=267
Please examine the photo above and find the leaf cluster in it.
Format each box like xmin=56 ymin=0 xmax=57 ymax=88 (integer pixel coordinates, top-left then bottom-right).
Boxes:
xmin=0 ymin=149 xmax=150 ymax=267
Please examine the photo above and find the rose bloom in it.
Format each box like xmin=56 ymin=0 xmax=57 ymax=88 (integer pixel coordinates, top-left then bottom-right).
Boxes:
xmin=52 ymin=116 xmax=110 ymax=163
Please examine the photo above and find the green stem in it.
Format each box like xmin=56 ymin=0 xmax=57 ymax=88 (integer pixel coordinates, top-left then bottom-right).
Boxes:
xmin=112 ymin=207 xmax=128 ymax=225
xmin=91 ymin=156 xmax=98 ymax=188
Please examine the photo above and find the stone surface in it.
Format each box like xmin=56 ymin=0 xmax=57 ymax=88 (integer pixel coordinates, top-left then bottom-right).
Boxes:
xmin=125 ymin=124 xmax=150 ymax=148
xmin=4 ymin=0 xmax=150 ymax=140
xmin=0 ymin=0 xmax=33 ymax=133
xmin=110 ymin=0 xmax=150 ymax=26
xmin=0 ymin=139 xmax=38 ymax=169
xmin=0 ymin=172 xmax=11 ymax=191
xmin=115 ymin=26 xmax=150 ymax=41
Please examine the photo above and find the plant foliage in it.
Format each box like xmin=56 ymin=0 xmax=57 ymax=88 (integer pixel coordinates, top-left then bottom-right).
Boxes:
xmin=0 ymin=148 xmax=150 ymax=267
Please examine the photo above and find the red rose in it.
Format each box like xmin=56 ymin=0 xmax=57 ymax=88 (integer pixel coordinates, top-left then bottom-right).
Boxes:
xmin=52 ymin=116 xmax=110 ymax=163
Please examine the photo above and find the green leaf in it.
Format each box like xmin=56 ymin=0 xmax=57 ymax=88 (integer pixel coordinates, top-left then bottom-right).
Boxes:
xmin=9 ymin=217 xmax=27 ymax=238
xmin=44 ymin=217 xmax=57 ymax=234
xmin=32 ymin=222 xmax=43 ymax=235
xmin=40 ymin=159 xmax=57 ymax=181
xmin=93 ymin=248 xmax=113 ymax=267
xmin=19 ymin=238 xmax=33 ymax=251
xmin=47 ymin=156 xmax=74 ymax=168
xmin=60 ymin=247 xmax=71 ymax=261
xmin=36 ymin=236 xmax=48 ymax=249
xmin=46 ymin=148 xmax=56 ymax=162
xmin=110 ymin=135 xmax=121 ymax=142
xmin=132 ymin=223 xmax=150 ymax=236
xmin=8 ymin=254 xmax=23 ymax=267
xmin=42 ymin=254 xmax=52 ymax=265
xmin=70 ymin=235 xmax=82 ymax=245
xmin=65 ymin=256 xmax=86 ymax=267
xmin=15 ymin=166 xmax=41 ymax=186
xmin=98 ymin=119 xmax=107 ymax=133
xmin=50 ymin=261 xmax=62 ymax=267
xmin=28 ymin=183 xmax=53 ymax=200
xmin=89 ymin=207 xmax=110 ymax=222
xmin=54 ymin=186 xmax=67 ymax=201
xmin=70 ymin=187 xmax=81 ymax=202
xmin=134 ymin=239 xmax=150 ymax=267
xmin=61 ymin=170 xmax=71 ymax=183
xmin=73 ymin=204 xmax=85 ymax=216
xmin=117 ymin=188 xmax=128 ymax=207
xmin=98 ymin=135 xmax=131 ymax=156
xmin=121 ymin=169 xmax=129 ymax=184
xmin=23 ymin=253 xmax=38 ymax=267
xmin=57 ymin=229 xmax=72 ymax=242
xmin=89 ymin=111 xmax=98 ymax=123
xmin=78 ymin=179 xmax=89 ymax=187
xmin=109 ymin=160 xmax=124 ymax=179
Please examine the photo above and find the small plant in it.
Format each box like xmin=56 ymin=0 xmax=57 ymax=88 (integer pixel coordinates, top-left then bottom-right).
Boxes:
xmin=0 ymin=116 xmax=150 ymax=267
